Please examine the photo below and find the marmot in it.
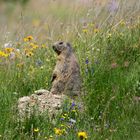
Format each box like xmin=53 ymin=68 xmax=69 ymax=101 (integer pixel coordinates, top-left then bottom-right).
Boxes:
xmin=50 ymin=41 xmax=81 ymax=98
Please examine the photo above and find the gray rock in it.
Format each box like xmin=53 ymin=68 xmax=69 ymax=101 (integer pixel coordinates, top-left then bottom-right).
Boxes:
xmin=18 ymin=89 xmax=66 ymax=119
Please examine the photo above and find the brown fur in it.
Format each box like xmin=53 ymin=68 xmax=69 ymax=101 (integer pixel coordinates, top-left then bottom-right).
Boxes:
xmin=50 ymin=41 xmax=81 ymax=98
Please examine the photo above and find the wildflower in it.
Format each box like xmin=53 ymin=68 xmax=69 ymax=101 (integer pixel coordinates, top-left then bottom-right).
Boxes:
xmin=41 ymin=44 xmax=47 ymax=48
xmin=70 ymin=102 xmax=76 ymax=109
xmin=27 ymin=35 xmax=33 ymax=40
xmin=82 ymin=29 xmax=88 ymax=34
xmin=26 ymin=51 xmax=34 ymax=57
xmin=111 ymin=62 xmax=118 ymax=68
xmin=4 ymin=47 xmax=14 ymax=53
xmin=90 ymin=23 xmax=94 ymax=27
xmin=69 ymin=118 xmax=76 ymax=124
xmin=0 ymin=51 xmax=8 ymax=57
xmin=60 ymin=117 xmax=65 ymax=121
xmin=24 ymin=35 xmax=34 ymax=42
xmin=94 ymin=28 xmax=99 ymax=33
xmin=24 ymin=38 xmax=28 ymax=42
xmin=34 ymin=128 xmax=39 ymax=132
xmin=78 ymin=131 xmax=88 ymax=140
xmin=61 ymin=113 xmax=68 ymax=120
xmin=54 ymin=128 xmax=62 ymax=136
xmin=4 ymin=42 xmax=12 ymax=48
xmin=85 ymin=57 xmax=89 ymax=64
xmin=30 ymin=43 xmax=38 ymax=49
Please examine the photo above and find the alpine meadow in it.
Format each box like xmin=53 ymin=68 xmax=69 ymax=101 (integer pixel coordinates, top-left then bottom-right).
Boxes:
xmin=0 ymin=0 xmax=140 ymax=140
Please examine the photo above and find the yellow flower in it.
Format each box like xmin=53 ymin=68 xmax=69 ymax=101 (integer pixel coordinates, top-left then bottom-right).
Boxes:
xmin=0 ymin=51 xmax=8 ymax=57
xmin=41 ymin=44 xmax=48 ymax=48
xmin=27 ymin=35 xmax=34 ymax=41
xmin=24 ymin=35 xmax=34 ymax=42
xmin=82 ymin=29 xmax=88 ymax=34
xmin=54 ymin=128 xmax=62 ymax=136
xmin=30 ymin=43 xmax=38 ymax=49
xmin=4 ymin=48 xmax=14 ymax=53
xmin=90 ymin=23 xmax=94 ymax=27
xmin=25 ymin=50 xmax=34 ymax=57
xmin=34 ymin=128 xmax=39 ymax=132
xmin=78 ymin=131 xmax=88 ymax=140
xmin=94 ymin=28 xmax=99 ymax=33
xmin=24 ymin=38 xmax=28 ymax=42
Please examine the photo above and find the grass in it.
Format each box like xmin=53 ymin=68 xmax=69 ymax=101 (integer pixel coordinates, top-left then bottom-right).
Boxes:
xmin=0 ymin=0 xmax=140 ymax=139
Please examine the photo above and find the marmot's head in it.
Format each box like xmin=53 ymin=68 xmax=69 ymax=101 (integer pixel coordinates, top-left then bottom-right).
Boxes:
xmin=52 ymin=41 xmax=72 ymax=55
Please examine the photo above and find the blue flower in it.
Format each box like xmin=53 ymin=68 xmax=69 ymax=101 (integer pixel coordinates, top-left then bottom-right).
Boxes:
xmin=70 ymin=102 xmax=76 ymax=110
xmin=85 ymin=58 xmax=89 ymax=64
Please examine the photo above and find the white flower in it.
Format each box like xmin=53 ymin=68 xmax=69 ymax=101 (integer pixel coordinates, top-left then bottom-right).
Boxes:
xmin=70 ymin=118 xmax=76 ymax=123
xmin=4 ymin=42 xmax=12 ymax=48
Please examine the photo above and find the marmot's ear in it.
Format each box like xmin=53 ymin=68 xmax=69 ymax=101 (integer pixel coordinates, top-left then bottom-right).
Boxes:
xmin=66 ymin=42 xmax=71 ymax=47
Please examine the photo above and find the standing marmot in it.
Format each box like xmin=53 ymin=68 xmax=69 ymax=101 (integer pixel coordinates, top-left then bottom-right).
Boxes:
xmin=50 ymin=41 xmax=81 ymax=98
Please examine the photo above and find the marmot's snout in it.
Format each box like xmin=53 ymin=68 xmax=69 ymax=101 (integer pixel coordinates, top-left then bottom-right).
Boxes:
xmin=52 ymin=41 xmax=65 ymax=55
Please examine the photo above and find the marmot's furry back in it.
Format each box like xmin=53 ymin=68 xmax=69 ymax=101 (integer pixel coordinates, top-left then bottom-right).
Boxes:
xmin=51 ymin=41 xmax=81 ymax=98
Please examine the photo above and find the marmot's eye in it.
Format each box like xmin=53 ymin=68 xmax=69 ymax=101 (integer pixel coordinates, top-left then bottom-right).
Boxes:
xmin=59 ymin=41 xmax=63 ymax=45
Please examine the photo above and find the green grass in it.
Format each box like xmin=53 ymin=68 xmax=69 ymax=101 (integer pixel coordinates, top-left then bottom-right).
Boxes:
xmin=0 ymin=0 xmax=140 ymax=139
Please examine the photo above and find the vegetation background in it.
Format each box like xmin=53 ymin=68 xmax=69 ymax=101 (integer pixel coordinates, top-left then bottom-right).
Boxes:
xmin=0 ymin=0 xmax=140 ymax=139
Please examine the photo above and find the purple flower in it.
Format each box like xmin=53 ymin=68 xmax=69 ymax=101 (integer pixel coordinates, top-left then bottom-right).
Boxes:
xmin=60 ymin=118 xmax=65 ymax=121
xmin=70 ymin=102 xmax=76 ymax=110
xmin=85 ymin=57 xmax=89 ymax=64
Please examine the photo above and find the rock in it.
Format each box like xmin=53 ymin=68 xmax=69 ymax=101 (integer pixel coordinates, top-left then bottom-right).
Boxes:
xmin=18 ymin=89 xmax=66 ymax=119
